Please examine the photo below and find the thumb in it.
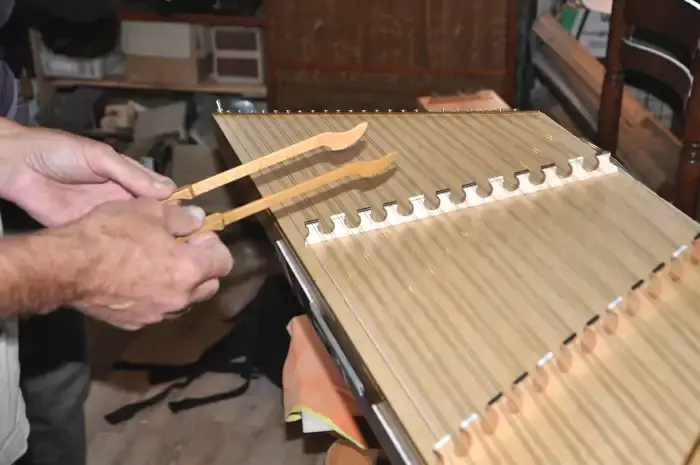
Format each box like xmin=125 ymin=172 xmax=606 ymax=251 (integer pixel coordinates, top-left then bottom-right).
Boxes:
xmin=90 ymin=148 xmax=176 ymax=199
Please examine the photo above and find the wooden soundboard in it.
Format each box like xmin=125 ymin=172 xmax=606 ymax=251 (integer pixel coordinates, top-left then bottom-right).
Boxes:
xmin=213 ymin=111 xmax=700 ymax=465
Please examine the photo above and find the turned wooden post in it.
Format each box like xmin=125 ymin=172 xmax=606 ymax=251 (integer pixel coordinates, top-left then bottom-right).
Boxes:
xmin=598 ymin=0 xmax=628 ymax=157
xmin=674 ymin=43 xmax=700 ymax=217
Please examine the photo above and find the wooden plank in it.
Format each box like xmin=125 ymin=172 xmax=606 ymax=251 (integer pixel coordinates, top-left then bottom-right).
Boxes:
xmin=417 ymin=90 xmax=511 ymax=112
xmin=47 ymin=76 xmax=268 ymax=98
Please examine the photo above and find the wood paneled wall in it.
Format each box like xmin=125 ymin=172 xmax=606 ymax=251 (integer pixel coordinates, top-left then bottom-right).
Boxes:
xmin=266 ymin=0 xmax=519 ymax=110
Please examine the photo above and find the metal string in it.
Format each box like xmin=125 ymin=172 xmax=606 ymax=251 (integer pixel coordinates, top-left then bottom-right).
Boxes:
xmin=259 ymin=115 xmax=476 ymax=434
xmin=386 ymin=127 xmax=648 ymax=460
xmin=324 ymin=114 xmax=700 ymax=462
xmin=289 ymin=116 xmax=499 ymax=422
xmin=223 ymin=114 xmax=450 ymax=443
xmin=357 ymin=114 xmax=655 ymax=463
xmin=220 ymin=112 xmax=700 ymax=464
xmin=312 ymin=114 xmax=551 ymax=461
xmin=258 ymin=114 xmax=463 ymax=436
xmin=469 ymin=114 xmax=700 ymax=460
xmin=468 ymin=113 xmax=696 ymax=460
xmin=300 ymin=112 xmax=568 ymax=446
xmin=264 ymin=112 xmax=532 ymax=442
xmin=227 ymin=113 xmax=620 ymax=456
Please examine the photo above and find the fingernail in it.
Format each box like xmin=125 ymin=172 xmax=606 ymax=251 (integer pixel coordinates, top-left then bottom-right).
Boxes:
xmin=183 ymin=205 xmax=206 ymax=222
xmin=153 ymin=179 xmax=176 ymax=189
xmin=187 ymin=231 xmax=218 ymax=245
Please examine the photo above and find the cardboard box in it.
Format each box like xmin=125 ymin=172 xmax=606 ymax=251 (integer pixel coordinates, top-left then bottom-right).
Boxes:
xmin=125 ymin=54 xmax=212 ymax=87
xmin=121 ymin=21 xmax=212 ymax=59
xmin=122 ymin=20 xmax=213 ymax=87
xmin=211 ymin=26 xmax=265 ymax=85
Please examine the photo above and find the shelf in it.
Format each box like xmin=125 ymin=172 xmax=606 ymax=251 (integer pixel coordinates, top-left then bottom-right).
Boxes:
xmin=47 ymin=77 xmax=267 ymax=98
xmin=118 ymin=10 xmax=269 ymax=27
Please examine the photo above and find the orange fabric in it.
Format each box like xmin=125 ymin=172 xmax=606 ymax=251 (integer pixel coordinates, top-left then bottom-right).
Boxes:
xmin=325 ymin=439 xmax=380 ymax=465
xmin=283 ymin=315 xmax=366 ymax=448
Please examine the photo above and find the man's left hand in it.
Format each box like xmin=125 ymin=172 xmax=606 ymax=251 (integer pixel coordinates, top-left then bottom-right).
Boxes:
xmin=0 ymin=121 xmax=176 ymax=226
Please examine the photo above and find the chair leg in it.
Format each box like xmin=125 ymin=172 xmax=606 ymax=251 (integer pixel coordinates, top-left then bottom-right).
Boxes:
xmin=675 ymin=47 xmax=700 ymax=218
xmin=599 ymin=71 xmax=625 ymax=156
xmin=674 ymin=142 xmax=700 ymax=218
xmin=597 ymin=0 xmax=628 ymax=157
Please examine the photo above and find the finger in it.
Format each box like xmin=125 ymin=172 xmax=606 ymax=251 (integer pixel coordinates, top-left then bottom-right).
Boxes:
xmin=164 ymin=306 xmax=193 ymax=320
xmin=88 ymin=148 xmax=176 ymax=199
xmin=190 ymin=279 xmax=221 ymax=303
xmin=120 ymin=154 xmax=172 ymax=182
xmin=186 ymin=232 xmax=235 ymax=281
xmin=164 ymin=205 xmax=206 ymax=236
xmin=163 ymin=198 xmax=182 ymax=207
xmin=82 ymin=304 xmax=155 ymax=331
xmin=115 ymin=322 xmax=143 ymax=331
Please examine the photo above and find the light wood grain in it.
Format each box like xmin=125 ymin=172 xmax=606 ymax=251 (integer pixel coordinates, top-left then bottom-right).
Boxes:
xmin=451 ymin=237 xmax=700 ymax=465
xmin=214 ymin=111 xmax=699 ymax=464
xmin=684 ymin=434 xmax=700 ymax=465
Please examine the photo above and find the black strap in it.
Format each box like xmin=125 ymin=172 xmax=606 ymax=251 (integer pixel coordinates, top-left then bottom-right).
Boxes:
xmin=168 ymin=377 xmax=252 ymax=413
xmin=103 ymin=359 xmax=255 ymax=424
xmin=102 ymin=274 xmax=294 ymax=424
xmin=104 ymin=376 xmax=195 ymax=424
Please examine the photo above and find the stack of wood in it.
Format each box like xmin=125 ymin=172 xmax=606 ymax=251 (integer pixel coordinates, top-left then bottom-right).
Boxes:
xmin=417 ymin=90 xmax=511 ymax=112
xmin=533 ymin=13 xmax=680 ymax=196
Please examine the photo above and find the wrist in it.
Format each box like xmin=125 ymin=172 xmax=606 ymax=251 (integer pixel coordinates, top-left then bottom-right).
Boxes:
xmin=0 ymin=117 xmax=23 ymax=135
xmin=0 ymin=229 xmax=89 ymax=315
xmin=30 ymin=227 xmax=93 ymax=308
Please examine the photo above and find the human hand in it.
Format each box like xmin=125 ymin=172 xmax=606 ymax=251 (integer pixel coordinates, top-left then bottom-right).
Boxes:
xmin=55 ymin=198 xmax=234 ymax=330
xmin=0 ymin=120 xmax=176 ymax=226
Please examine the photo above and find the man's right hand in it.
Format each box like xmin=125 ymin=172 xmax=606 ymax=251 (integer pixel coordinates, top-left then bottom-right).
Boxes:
xmin=56 ymin=198 xmax=234 ymax=330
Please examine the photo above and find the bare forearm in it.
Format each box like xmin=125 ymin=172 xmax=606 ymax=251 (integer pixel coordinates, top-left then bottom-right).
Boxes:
xmin=0 ymin=231 xmax=84 ymax=316
xmin=0 ymin=116 xmax=22 ymax=134
xmin=0 ymin=118 xmax=29 ymax=199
